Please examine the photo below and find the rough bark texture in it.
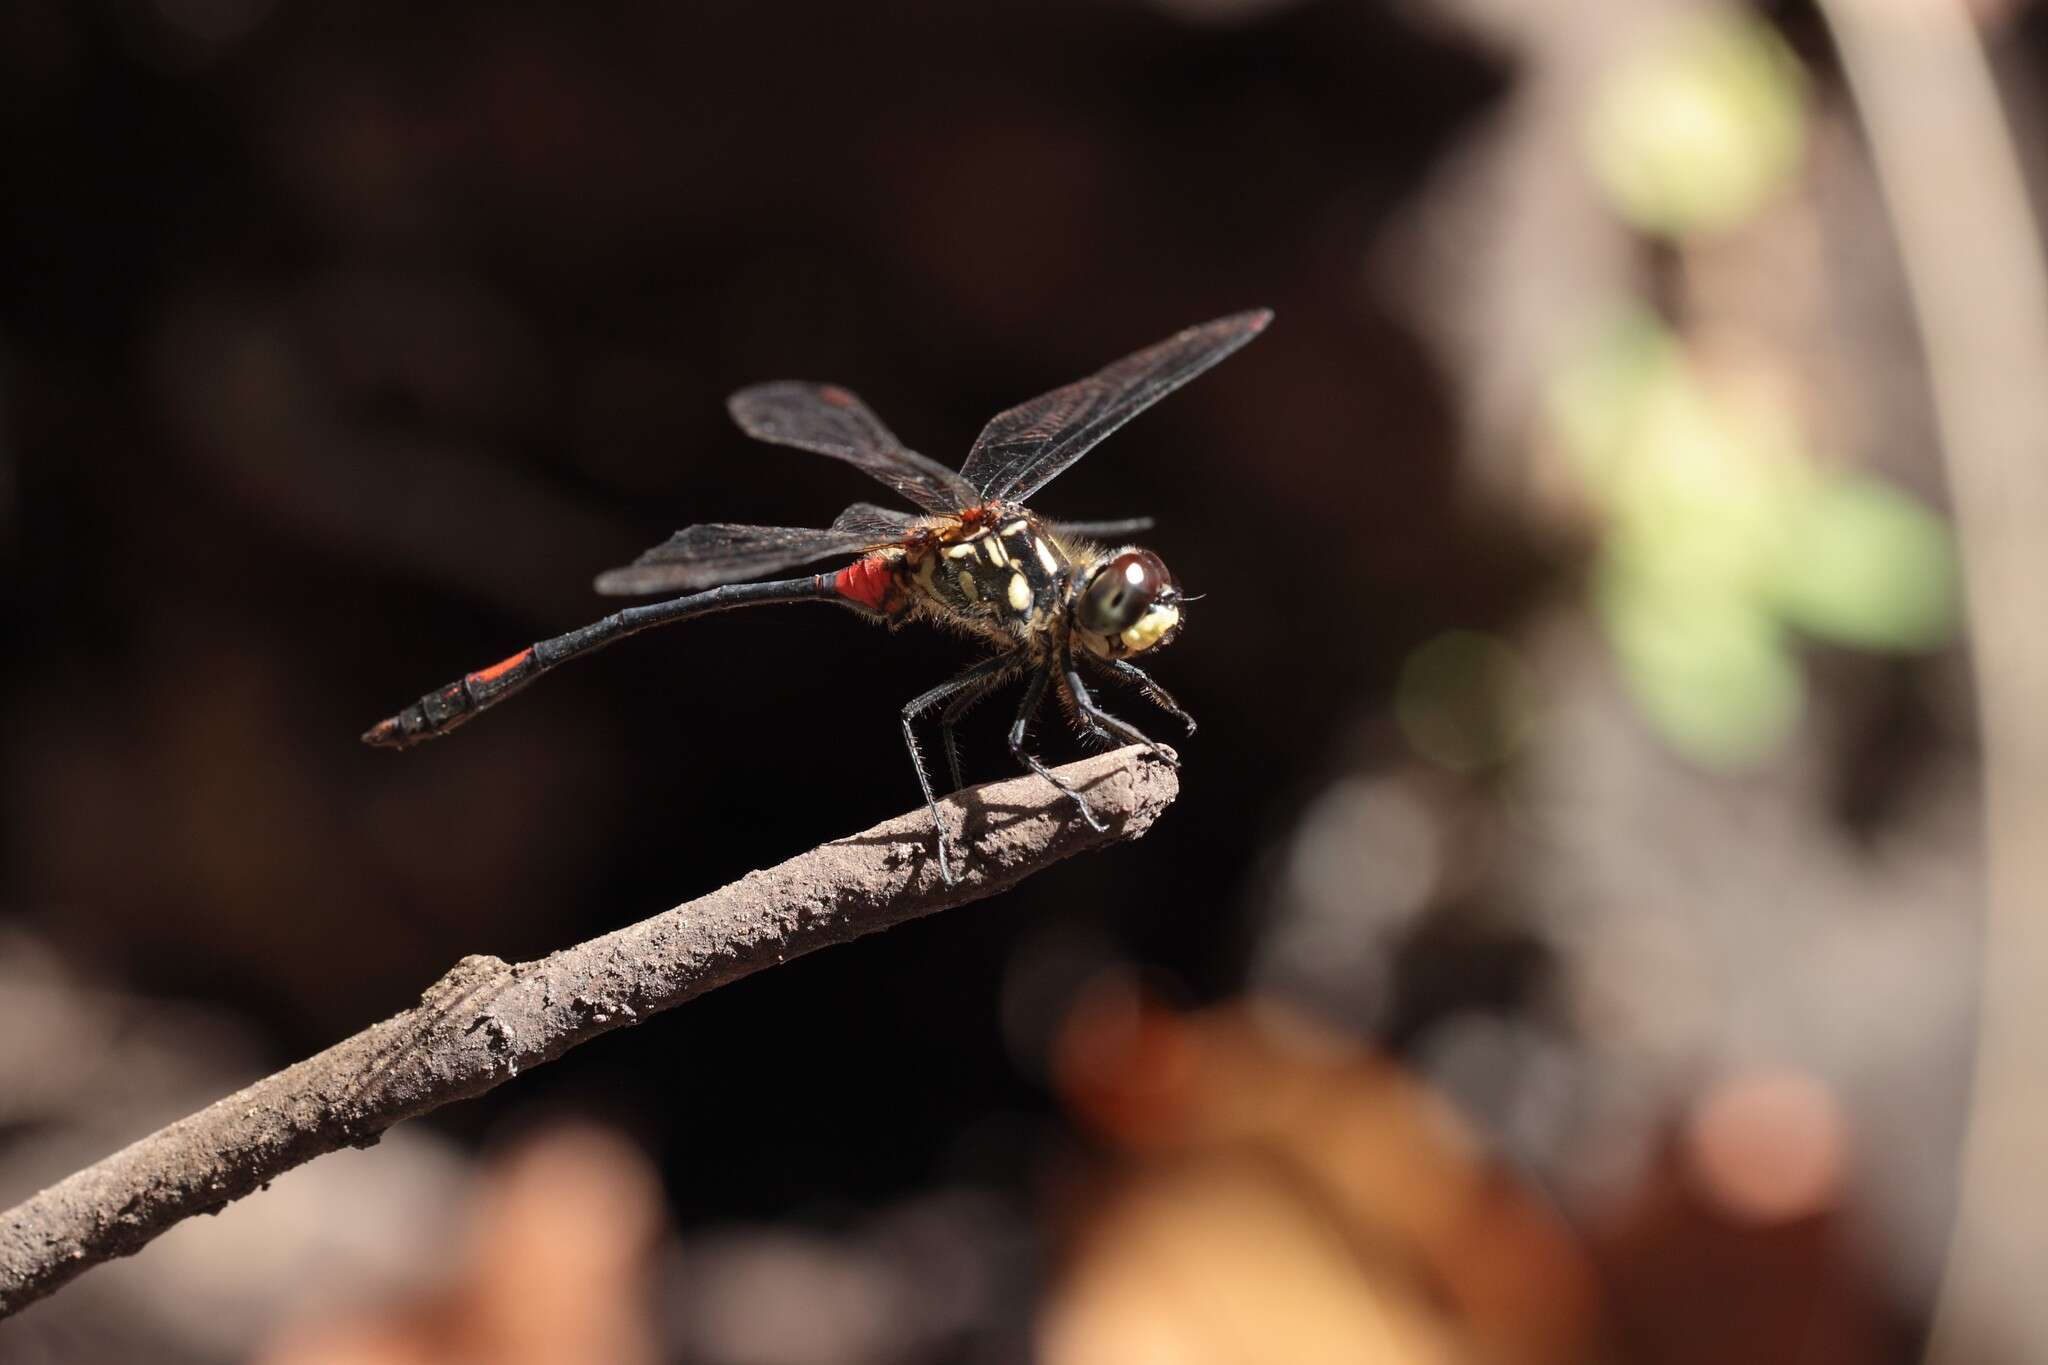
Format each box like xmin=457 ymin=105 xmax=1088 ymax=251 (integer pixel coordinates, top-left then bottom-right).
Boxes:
xmin=0 ymin=747 xmax=1178 ymax=1321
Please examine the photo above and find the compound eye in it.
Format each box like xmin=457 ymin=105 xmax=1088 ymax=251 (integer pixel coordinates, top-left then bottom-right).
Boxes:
xmin=1080 ymin=551 xmax=1171 ymax=635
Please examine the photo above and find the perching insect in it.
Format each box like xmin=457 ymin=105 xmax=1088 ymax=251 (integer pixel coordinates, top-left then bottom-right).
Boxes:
xmin=365 ymin=310 xmax=1272 ymax=881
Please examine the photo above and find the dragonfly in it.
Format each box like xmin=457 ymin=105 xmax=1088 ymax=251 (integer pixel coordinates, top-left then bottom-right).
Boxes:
xmin=365 ymin=309 xmax=1271 ymax=882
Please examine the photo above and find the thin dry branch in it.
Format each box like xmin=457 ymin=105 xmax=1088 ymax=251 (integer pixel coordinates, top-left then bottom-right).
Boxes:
xmin=0 ymin=746 xmax=1179 ymax=1321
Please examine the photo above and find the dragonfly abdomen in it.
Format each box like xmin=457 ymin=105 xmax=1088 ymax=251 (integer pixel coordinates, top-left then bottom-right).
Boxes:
xmin=830 ymin=553 xmax=909 ymax=616
xmin=363 ymin=576 xmax=840 ymax=749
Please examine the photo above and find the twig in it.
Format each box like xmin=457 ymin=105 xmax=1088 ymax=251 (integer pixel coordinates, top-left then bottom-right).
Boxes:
xmin=0 ymin=747 xmax=1179 ymax=1321
xmin=1815 ymin=3 xmax=2048 ymax=1360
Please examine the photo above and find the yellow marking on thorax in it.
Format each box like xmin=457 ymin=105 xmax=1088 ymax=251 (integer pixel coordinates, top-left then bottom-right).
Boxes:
xmin=984 ymin=537 xmax=1010 ymax=568
xmin=1033 ymin=538 xmax=1060 ymax=575
xmin=944 ymin=541 xmax=979 ymax=560
xmin=1006 ymin=572 xmax=1032 ymax=612
xmin=957 ymin=570 xmax=980 ymax=602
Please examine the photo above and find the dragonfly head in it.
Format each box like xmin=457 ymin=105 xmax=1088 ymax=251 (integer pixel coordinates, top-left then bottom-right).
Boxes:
xmin=1074 ymin=549 xmax=1184 ymax=659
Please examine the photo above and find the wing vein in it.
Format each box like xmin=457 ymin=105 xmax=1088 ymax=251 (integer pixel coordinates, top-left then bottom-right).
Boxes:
xmin=728 ymin=382 xmax=976 ymax=513
xmin=960 ymin=310 xmax=1271 ymax=502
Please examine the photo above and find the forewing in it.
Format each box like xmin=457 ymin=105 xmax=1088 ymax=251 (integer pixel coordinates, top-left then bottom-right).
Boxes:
xmin=593 ymin=522 xmax=877 ymax=596
xmin=959 ymin=310 xmax=1272 ymax=503
xmin=728 ymin=382 xmax=977 ymax=514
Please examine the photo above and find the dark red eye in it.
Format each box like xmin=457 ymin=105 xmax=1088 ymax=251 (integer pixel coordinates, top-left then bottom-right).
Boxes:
xmin=1079 ymin=551 xmax=1172 ymax=634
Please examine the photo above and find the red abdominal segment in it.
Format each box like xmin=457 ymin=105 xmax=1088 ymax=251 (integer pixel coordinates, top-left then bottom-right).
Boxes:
xmin=468 ymin=647 xmax=534 ymax=687
xmin=832 ymin=555 xmax=899 ymax=614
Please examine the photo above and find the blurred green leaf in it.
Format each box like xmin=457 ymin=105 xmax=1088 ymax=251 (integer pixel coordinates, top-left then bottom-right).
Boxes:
xmin=1585 ymin=11 xmax=1806 ymax=238
xmin=1547 ymin=310 xmax=1675 ymax=490
xmin=1598 ymin=565 xmax=1804 ymax=768
xmin=1553 ymin=313 xmax=1808 ymax=599
xmin=1548 ymin=313 xmax=1954 ymax=767
xmin=1769 ymin=475 xmax=1957 ymax=651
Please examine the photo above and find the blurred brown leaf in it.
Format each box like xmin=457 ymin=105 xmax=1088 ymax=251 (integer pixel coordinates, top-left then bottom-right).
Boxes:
xmin=1045 ymin=996 xmax=1600 ymax=1365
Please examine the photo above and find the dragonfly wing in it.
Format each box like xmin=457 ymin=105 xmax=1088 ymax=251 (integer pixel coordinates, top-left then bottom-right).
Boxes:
xmin=830 ymin=501 xmax=930 ymax=540
xmin=729 ymin=382 xmax=978 ymax=514
xmin=593 ymin=522 xmax=878 ymax=596
xmin=959 ymin=310 xmax=1271 ymax=503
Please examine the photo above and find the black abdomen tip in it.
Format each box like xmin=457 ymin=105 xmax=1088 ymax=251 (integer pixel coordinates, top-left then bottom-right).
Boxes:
xmin=362 ymin=718 xmax=401 ymax=748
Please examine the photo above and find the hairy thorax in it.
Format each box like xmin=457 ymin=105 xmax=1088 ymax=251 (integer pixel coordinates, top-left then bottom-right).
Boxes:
xmin=898 ymin=504 xmax=1081 ymax=649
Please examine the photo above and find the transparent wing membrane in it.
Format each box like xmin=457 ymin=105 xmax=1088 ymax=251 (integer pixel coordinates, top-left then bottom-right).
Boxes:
xmin=593 ymin=521 xmax=879 ymax=596
xmin=830 ymin=501 xmax=930 ymax=540
xmin=959 ymin=310 xmax=1271 ymax=503
xmin=728 ymin=382 xmax=977 ymax=513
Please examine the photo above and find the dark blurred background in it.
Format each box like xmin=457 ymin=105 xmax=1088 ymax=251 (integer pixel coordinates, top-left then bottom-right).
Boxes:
xmin=3 ymin=1 xmax=2041 ymax=1361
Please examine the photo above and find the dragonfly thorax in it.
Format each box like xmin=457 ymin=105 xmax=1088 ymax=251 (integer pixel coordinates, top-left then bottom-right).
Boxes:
xmin=906 ymin=507 xmax=1075 ymax=639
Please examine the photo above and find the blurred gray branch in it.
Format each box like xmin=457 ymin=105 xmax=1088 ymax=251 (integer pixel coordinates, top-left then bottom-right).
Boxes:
xmin=0 ymin=747 xmax=1178 ymax=1322
xmin=1820 ymin=1 xmax=2048 ymax=1359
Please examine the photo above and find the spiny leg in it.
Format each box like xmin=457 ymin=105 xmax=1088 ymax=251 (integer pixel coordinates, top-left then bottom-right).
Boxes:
xmin=1010 ymin=666 xmax=1110 ymax=832
xmin=1102 ymin=657 xmax=1197 ymax=736
xmin=901 ymin=654 xmax=1017 ymax=884
xmin=1062 ymin=644 xmax=1179 ymax=766
xmin=1059 ymin=648 xmax=1120 ymax=752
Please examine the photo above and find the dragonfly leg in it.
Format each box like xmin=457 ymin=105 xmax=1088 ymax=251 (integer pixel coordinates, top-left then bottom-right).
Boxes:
xmin=1102 ymin=658 xmax=1197 ymax=736
xmin=1010 ymin=667 xmax=1109 ymax=832
xmin=939 ymin=675 xmax=1007 ymax=795
xmin=902 ymin=655 xmax=1017 ymax=884
xmin=1063 ymin=647 xmax=1179 ymax=767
